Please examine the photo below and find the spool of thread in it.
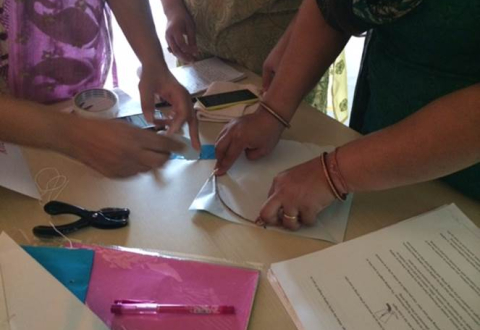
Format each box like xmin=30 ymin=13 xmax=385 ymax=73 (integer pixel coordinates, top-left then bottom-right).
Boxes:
xmin=73 ymin=88 xmax=119 ymax=119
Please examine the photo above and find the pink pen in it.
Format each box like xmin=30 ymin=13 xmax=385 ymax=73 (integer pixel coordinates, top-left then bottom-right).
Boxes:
xmin=111 ymin=300 xmax=235 ymax=315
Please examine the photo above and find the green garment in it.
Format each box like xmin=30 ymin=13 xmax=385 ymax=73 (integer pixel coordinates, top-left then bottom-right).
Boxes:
xmin=184 ymin=0 xmax=301 ymax=75
xmin=319 ymin=0 xmax=480 ymax=199
xmin=184 ymin=0 xmax=349 ymax=117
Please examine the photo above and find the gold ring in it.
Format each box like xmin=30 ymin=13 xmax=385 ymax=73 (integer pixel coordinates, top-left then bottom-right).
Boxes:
xmin=282 ymin=213 xmax=298 ymax=221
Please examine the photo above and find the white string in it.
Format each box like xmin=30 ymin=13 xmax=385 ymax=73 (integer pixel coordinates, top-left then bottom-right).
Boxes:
xmin=48 ymin=221 xmax=74 ymax=249
xmin=34 ymin=168 xmax=69 ymax=205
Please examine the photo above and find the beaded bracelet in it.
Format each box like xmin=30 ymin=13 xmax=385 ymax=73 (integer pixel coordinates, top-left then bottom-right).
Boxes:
xmin=320 ymin=152 xmax=347 ymax=202
xmin=259 ymin=101 xmax=291 ymax=129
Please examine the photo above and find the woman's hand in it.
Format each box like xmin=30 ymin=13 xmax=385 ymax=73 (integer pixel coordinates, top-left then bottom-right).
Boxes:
xmin=215 ymin=109 xmax=285 ymax=175
xmin=164 ymin=2 xmax=197 ymax=63
xmin=258 ymin=157 xmax=336 ymax=231
xmin=62 ymin=116 xmax=185 ymax=178
xmin=138 ymin=63 xmax=200 ymax=150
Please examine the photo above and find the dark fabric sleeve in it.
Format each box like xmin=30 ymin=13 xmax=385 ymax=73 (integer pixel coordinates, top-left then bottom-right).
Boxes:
xmin=315 ymin=0 xmax=423 ymax=35
xmin=315 ymin=0 xmax=373 ymax=35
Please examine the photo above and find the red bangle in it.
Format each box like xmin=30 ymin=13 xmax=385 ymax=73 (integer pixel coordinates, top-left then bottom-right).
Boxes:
xmin=326 ymin=148 xmax=349 ymax=196
xmin=320 ymin=152 xmax=347 ymax=202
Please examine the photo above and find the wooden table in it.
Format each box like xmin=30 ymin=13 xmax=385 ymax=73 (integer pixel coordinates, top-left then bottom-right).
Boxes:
xmin=1 ymin=70 xmax=479 ymax=330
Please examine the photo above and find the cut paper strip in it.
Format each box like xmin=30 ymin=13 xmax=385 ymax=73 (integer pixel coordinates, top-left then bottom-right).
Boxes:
xmin=23 ymin=246 xmax=94 ymax=302
xmin=78 ymin=244 xmax=260 ymax=330
xmin=0 ymin=233 xmax=108 ymax=330
xmin=190 ymin=140 xmax=353 ymax=243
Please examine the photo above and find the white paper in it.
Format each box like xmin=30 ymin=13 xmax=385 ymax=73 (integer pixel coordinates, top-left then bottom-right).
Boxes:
xmin=190 ymin=140 xmax=353 ymax=242
xmin=269 ymin=204 xmax=480 ymax=330
xmin=0 ymin=232 xmax=108 ymax=330
xmin=0 ymin=142 xmax=40 ymax=199
xmin=171 ymin=57 xmax=246 ymax=95
xmin=113 ymin=87 xmax=143 ymax=118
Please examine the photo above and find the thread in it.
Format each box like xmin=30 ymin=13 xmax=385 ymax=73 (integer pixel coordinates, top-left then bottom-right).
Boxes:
xmin=34 ymin=168 xmax=69 ymax=204
xmin=48 ymin=221 xmax=74 ymax=249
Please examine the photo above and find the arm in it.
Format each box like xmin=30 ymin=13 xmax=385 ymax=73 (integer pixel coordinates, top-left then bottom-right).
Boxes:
xmin=262 ymin=0 xmax=349 ymax=123
xmin=260 ymin=83 xmax=480 ymax=230
xmin=0 ymin=95 xmax=184 ymax=178
xmin=160 ymin=0 xmax=197 ymax=63
xmin=339 ymin=83 xmax=480 ymax=192
xmin=215 ymin=0 xmax=349 ymax=174
xmin=107 ymin=0 xmax=200 ymax=149
xmin=262 ymin=15 xmax=296 ymax=91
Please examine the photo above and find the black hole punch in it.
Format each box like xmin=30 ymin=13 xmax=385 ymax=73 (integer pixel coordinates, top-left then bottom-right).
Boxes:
xmin=33 ymin=200 xmax=129 ymax=238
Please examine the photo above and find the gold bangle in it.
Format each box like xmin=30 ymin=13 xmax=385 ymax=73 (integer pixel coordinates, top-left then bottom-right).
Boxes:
xmin=259 ymin=101 xmax=291 ymax=129
xmin=320 ymin=152 xmax=347 ymax=202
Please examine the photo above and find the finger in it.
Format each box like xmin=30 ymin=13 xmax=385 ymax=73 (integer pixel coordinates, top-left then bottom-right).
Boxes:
xmin=166 ymin=109 xmax=187 ymax=135
xmin=281 ymin=206 xmax=301 ymax=231
xmin=298 ymin=206 xmax=318 ymax=227
xmin=215 ymin=125 xmax=231 ymax=144
xmin=142 ymin=131 xmax=185 ymax=154
xmin=245 ymin=147 xmax=267 ymax=161
xmin=187 ymin=114 xmax=201 ymax=150
xmin=215 ymin=137 xmax=244 ymax=175
xmin=166 ymin=33 xmax=182 ymax=58
xmin=214 ymin=131 xmax=232 ymax=168
xmin=167 ymin=34 xmax=192 ymax=63
xmin=259 ymin=194 xmax=282 ymax=226
xmin=185 ymin=24 xmax=198 ymax=54
xmin=152 ymin=118 xmax=172 ymax=130
xmin=139 ymin=85 xmax=155 ymax=123
xmin=138 ymin=150 xmax=170 ymax=169
xmin=173 ymin=32 xmax=195 ymax=63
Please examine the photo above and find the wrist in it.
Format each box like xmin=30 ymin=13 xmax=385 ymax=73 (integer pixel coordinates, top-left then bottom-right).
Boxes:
xmin=321 ymin=151 xmax=349 ymax=201
xmin=257 ymin=101 xmax=291 ymax=129
xmin=255 ymin=104 xmax=287 ymax=133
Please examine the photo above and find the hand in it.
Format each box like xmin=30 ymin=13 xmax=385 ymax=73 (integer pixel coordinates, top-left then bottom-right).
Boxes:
xmin=63 ymin=117 xmax=185 ymax=178
xmin=215 ymin=110 xmax=284 ymax=175
xmin=165 ymin=4 xmax=197 ymax=63
xmin=258 ymin=157 xmax=336 ymax=231
xmin=138 ymin=63 xmax=200 ymax=150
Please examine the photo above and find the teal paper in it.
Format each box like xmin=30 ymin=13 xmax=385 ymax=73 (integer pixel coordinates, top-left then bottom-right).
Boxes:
xmin=171 ymin=144 xmax=215 ymax=160
xmin=23 ymin=246 xmax=94 ymax=302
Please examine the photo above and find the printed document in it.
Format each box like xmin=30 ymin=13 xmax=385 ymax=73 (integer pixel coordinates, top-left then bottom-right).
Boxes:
xmin=269 ymin=204 xmax=480 ymax=330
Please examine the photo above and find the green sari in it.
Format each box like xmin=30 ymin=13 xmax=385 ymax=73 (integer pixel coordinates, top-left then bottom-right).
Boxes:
xmin=184 ymin=0 xmax=349 ymax=118
xmin=319 ymin=0 xmax=480 ymax=199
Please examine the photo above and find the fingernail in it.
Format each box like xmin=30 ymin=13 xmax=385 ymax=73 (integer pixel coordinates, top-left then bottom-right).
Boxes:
xmin=255 ymin=218 xmax=266 ymax=228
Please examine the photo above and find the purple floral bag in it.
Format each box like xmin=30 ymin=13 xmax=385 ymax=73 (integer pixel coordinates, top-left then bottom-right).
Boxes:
xmin=5 ymin=0 xmax=114 ymax=103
